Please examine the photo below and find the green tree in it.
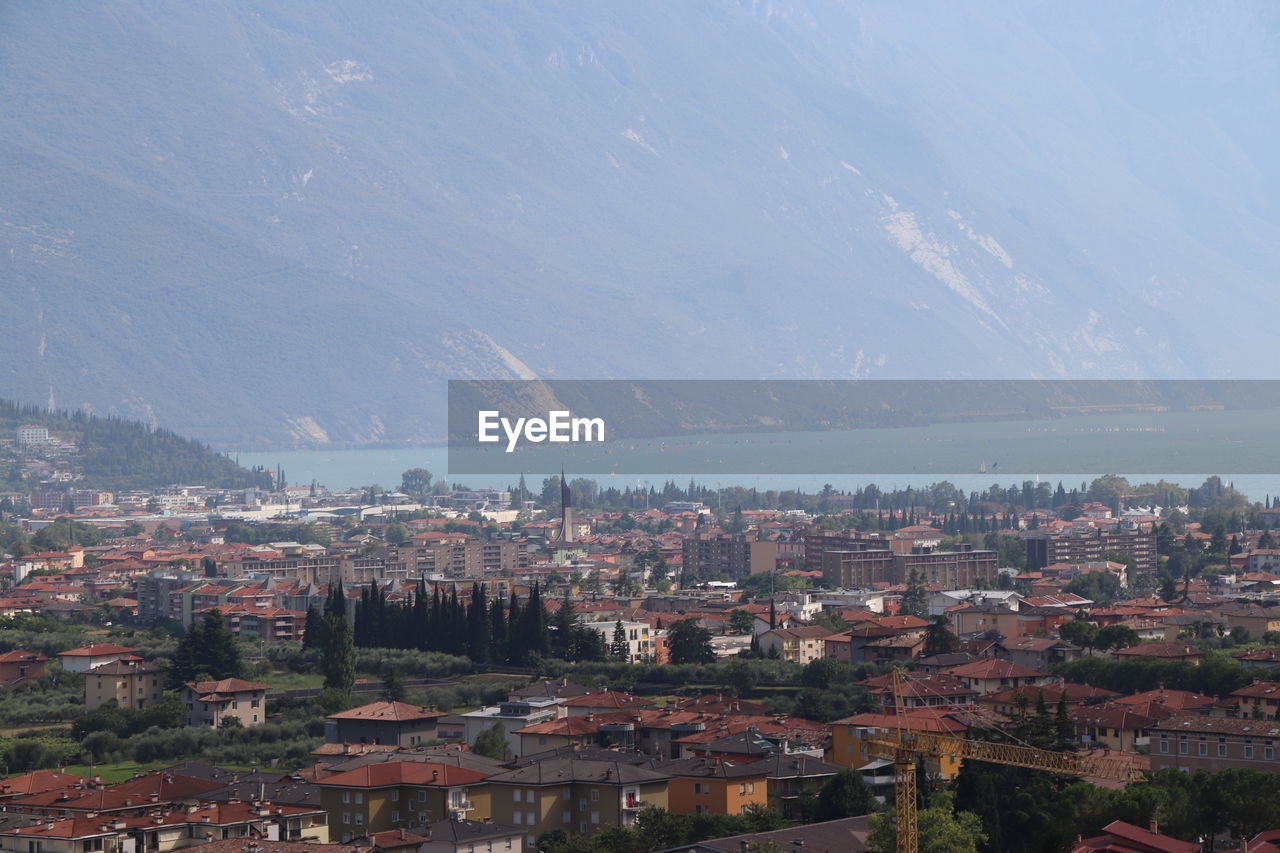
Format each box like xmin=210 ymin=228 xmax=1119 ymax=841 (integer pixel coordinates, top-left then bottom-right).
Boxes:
xmin=728 ymin=609 xmax=756 ymax=635
xmin=1062 ymin=571 xmax=1122 ymax=606
xmin=321 ymin=605 xmax=355 ymax=695
xmin=1058 ymin=619 xmax=1099 ymax=654
xmin=400 ymin=468 xmax=434 ymax=497
xmin=169 ymin=609 xmax=244 ymax=687
xmin=1095 ymin=624 xmax=1139 ymax=652
xmin=922 ymin=615 xmax=961 ymax=657
xmin=381 ymin=668 xmax=406 ymax=702
xmin=668 ymin=618 xmax=715 ymax=664
xmin=611 ymin=621 xmax=630 ymax=661
xmin=473 ymin=722 xmax=512 ymax=760
xmin=900 ymin=570 xmax=928 ymax=619
xmin=868 ymin=792 xmax=986 ymax=853
xmin=813 ymin=769 xmax=876 ymax=821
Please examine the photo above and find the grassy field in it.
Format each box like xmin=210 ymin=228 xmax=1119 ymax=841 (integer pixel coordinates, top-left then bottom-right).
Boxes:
xmin=64 ymin=760 xmax=258 ymax=783
xmin=258 ymin=670 xmax=325 ymax=691
xmin=63 ymin=761 xmax=175 ymax=782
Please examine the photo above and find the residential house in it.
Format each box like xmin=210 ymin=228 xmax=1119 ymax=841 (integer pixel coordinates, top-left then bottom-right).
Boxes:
xmin=84 ymin=658 xmax=166 ymax=710
xmin=1111 ymin=642 xmax=1204 ymax=664
xmin=418 ymin=819 xmax=523 ymax=853
xmin=1151 ymin=715 xmax=1280 ymax=773
xmin=978 ymin=683 xmax=1119 ymax=718
xmin=56 ymin=643 xmax=139 ymax=673
xmin=0 ymin=650 xmax=46 ymax=686
xmin=758 ymin=627 xmax=835 ymax=665
xmin=460 ymin=701 xmax=561 ymax=758
xmin=755 ymin=754 xmax=840 ymax=821
xmin=939 ymin=659 xmax=1048 ymax=696
xmin=659 ymin=757 xmax=768 ymax=816
xmin=484 ymin=759 xmax=670 ymax=848
xmin=830 ymin=710 xmax=973 ymax=780
xmin=325 ymin=701 xmax=447 ymax=747
xmin=1072 ymin=820 xmax=1201 ymax=853
xmin=316 ymin=761 xmax=493 ymax=842
xmin=1227 ymin=681 xmax=1280 ymax=721
xmin=1071 ymin=703 xmax=1159 ymax=752
xmin=995 ymin=636 xmax=1081 ymax=671
xmin=180 ymin=678 xmax=269 ymax=728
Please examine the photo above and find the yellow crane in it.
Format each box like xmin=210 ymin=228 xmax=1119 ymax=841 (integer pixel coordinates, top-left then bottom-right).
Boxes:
xmin=863 ymin=669 xmax=1144 ymax=853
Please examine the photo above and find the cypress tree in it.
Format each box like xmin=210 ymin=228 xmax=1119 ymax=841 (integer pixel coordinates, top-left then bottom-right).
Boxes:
xmin=505 ymin=592 xmax=522 ymax=663
xmin=468 ymin=583 xmax=489 ymax=662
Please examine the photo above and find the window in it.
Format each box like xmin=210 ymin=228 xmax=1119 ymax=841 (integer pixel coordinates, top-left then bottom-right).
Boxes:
xmin=1267 ymin=747 xmax=1275 ymax=761
xmin=526 ymin=812 xmax=534 ymax=826
xmin=514 ymin=791 xmax=522 ymax=804
xmin=1178 ymin=741 xmax=1188 ymax=755
xmin=563 ymin=811 xmax=571 ymax=824
xmin=1218 ymin=744 xmax=1228 ymax=757
xmin=590 ymin=789 xmax=600 ymax=802
xmin=562 ymin=790 xmax=571 ymax=801
xmin=391 ymin=791 xmax=399 ymax=802
xmin=419 ymin=791 xmax=428 ymax=802
xmin=354 ymin=815 xmax=364 ymax=826
xmin=1198 ymin=742 xmax=1208 ymax=756
xmin=354 ymin=792 xmax=364 ymax=805
xmin=1159 ymin=740 xmax=1169 ymax=754
xmin=526 ymin=789 xmax=536 ymax=803
xmin=1245 ymin=745 xmax=1255 ymax=759
xmin=392 ymin=812 xmax=400 ymax=823
xmin=590 ymin=811 xmax=600 ymax=825
xmin=514 ymin=813 xmax=522 ymax=826
xmin=342 ymin=814 xmax=350 ymax=825
xmin=342 ymin=791 xmax=350 ymax=804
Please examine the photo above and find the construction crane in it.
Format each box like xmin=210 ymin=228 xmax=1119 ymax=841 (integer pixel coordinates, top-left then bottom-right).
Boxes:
xmin=863 ymin=668 xmax=1145 ymax=853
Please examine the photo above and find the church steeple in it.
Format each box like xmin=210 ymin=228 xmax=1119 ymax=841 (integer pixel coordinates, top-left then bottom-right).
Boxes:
xmin=559 ymin=470 xmax=574 ymax=543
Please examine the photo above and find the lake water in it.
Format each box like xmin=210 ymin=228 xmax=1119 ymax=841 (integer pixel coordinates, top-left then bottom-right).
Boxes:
xmin=235 ymin=407 xmax=1280 ymax=499
xmin=232 ymin=446 xmax=1280 ymax=502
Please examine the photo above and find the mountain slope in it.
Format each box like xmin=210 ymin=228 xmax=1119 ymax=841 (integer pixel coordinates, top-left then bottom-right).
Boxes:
xmin=3 ymin=1 xmax=1280 ymax=447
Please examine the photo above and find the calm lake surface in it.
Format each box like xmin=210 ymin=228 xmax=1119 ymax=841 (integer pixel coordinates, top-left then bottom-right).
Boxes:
xmin=235 ymin=406 xmax=1280 ymax=499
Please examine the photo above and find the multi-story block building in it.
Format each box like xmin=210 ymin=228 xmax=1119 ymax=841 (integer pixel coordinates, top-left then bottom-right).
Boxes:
xmin=316 ymin=761 xmax=493 ymax=842
xmin=485 ymin=759 xmax=670 ymax=849
xmin=758 ymin=627 xmax=836 ymax=665
xmin=681 ymin=534 xmax=777 ymax=581
xmin=583 ymin=621 xmax=664 ymax=664
xmin=1023 ymin=525 xmax=1156 ymax=574
xmin=84 ymin=658 xmax=166 ymax=711
xmin=1151 ymin=715 xmax=1280 ymax=773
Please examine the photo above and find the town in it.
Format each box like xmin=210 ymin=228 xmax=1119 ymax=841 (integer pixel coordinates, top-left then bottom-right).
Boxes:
xmin=0 ymin=422 xmax=1279 ymax=852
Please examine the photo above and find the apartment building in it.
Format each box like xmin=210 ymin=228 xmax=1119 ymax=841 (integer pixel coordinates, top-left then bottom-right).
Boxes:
xmin=180 ymin=678 xmax=269 ymax=728
xmin=316 ymin=762 xmax=493 ymax=841
xmin=1151 ymin=715 xmax=1280 ymax=773
xmin=485 ymin=759 xmax=670 ymax=849
xmin=1023 ymin=526 xmax=1156 ymax=574
xmin=681 ymin=534 xmax=777 ymax=581
xmin=84 ymin=658 xmax=166 ymax=711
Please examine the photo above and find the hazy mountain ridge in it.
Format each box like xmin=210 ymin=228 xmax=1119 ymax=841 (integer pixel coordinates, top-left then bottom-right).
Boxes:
xmin=3 ymin=1 xmax=1280 ymax=447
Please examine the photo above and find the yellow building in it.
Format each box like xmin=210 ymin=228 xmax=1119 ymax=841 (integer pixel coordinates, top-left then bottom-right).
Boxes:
xmin=84 ymin=658 xmax=166 ymax=710
xmin=661 ymin=757 xmax=768 ymax=816
xmin=316 ymin=761 xmax=494 ymax=842
xmin=829 ymin=711 xmax=969 ymax=780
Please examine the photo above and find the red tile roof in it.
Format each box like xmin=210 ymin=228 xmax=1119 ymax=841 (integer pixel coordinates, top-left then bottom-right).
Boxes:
xmin=315 ymin=762 xmax=491 ymax=789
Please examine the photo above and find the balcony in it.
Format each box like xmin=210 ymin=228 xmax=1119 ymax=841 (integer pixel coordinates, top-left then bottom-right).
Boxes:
xmin=622 ymin=795 xmax=645 ymax=811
